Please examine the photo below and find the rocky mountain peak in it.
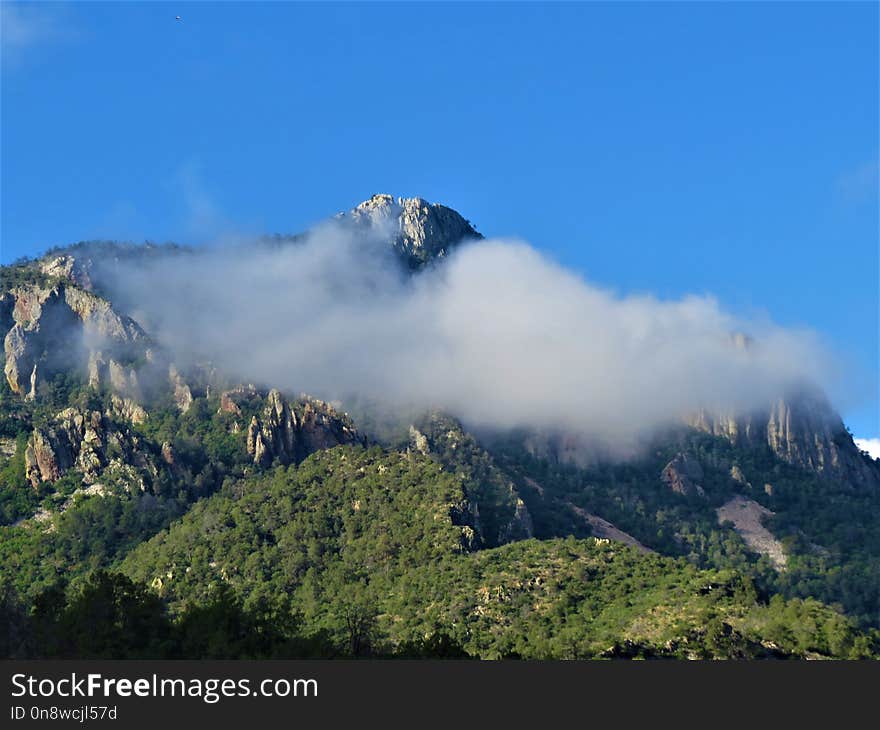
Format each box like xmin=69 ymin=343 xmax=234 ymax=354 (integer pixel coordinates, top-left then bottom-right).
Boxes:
xmin=341 ymin=194 xmax=482 ymax=268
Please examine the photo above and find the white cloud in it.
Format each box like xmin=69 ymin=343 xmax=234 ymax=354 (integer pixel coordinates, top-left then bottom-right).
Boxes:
xmin=96 ymin=222 xmax=837 ymax=458
xmin=855 ymin=438 xmax=880 ymax=460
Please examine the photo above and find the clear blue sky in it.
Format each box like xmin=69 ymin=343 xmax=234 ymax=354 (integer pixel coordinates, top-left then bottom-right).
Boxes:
xmin=2 ymin=1 xmax=878 ymax=437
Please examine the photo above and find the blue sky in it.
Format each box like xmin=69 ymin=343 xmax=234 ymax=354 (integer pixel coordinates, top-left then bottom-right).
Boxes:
xmin=1 ymin=1 xmax=878 ymax=438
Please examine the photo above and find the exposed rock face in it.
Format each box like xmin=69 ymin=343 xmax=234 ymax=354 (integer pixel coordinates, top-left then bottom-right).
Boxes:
xmin=219 ymin=391 xmax=242 ymax=415
xmin=39 ymin=254 xmax=94 ymax=289
xmin=108 ymin=394 xmax=149 ymax=425
xmin=298 ymin=396 xmax=360 ymax=454
xmin=266 ymin=389 xmax=298 ymax=455
xmin=23 ymin=407 xmax=158 ymax=491
xmin=408 ymin=425 xmax=429 ymax=456
xmin=25 ymin=429 xmax=70 ymax=487
xmin=61 ymin=286 xmax=142 ymax=340
xmin=687 ymin=388 xmax=880 ymax=489
xmin=86 ymin=351 xmax=146 ymax=402
xmin=687 ymin=409 xmax=761 ymax=447
xmin=2 ymin=282 xmax=148 ymax=396
xmin=217 ymin=384 xmax=259 ymax=416
xmin=341 ymin=194 xmax=481 ymax=269
xmin=245 ymin=390 xmax=362 ymax=466
xmin=87 ymin=351 xmax=105 ymax=389
xmin=661 ymin=453 xmax=706 ymax=497
xmin=5 ymin=325 xmax=40 ymax=399
xmin=246 ymin=417 xmax=265 ymax=464
xmin=4 ymin=286 xmax=78 ymax=396
xmin=766 ymin=397 xmax=851 ymax=477
xmin=247 ymin=389 xmax=298 ymax=466
xmin=502 ymin=498 xmax=534 ymax=543
xmin=168 ymin=365 xmax=193 ymax=412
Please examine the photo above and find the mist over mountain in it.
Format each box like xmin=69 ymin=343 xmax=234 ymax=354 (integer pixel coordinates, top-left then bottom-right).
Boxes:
xmin=80 ymin=194 xmax=836 ymax=459
xmin=2 ymin=193 xmax=879 ymax=660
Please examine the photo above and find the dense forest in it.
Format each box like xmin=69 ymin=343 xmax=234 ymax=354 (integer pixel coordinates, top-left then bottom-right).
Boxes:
xmin=2 ymin=420 xmax=879 ymax=659
xmin=3 ymin=445 xmax=877 ymax=659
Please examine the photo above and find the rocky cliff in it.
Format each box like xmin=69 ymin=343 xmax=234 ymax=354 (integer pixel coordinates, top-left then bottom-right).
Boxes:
xmin=661 ymin=452 xmax=706 ymax=497
xmin=340 ymin=194 xmax=481 ymax=268
xmin=686 ymin=387 xmax=880 ymax=490
xmin=2 ymin=279 xmax=149 ymax=399
xmin=24 ymin=406 xmax=161 ymax=492
xmin=239 ymin=388 xmax=363 ymax=466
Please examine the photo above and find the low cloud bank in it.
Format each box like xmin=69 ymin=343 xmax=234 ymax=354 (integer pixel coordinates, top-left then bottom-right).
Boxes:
xmin=98 ymin=223 xmax=834 ymax=455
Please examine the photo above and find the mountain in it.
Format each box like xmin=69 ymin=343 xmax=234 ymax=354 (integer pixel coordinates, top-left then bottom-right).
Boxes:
xmin=339 ymin=193 xmax=482 ymax=269
xmin=1 ymin=194 xmax=879 ymax=658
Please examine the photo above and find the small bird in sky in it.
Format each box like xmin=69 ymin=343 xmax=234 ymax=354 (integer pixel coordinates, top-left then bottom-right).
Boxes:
xmin=175 ymin=16 xmax=182 ymax=22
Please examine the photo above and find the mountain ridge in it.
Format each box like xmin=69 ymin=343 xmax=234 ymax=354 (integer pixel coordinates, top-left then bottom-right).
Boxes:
xmin=2 ymin=194 xmax=879 ymax=657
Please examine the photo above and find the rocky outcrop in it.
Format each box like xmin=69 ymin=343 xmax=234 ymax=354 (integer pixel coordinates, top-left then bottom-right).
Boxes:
xmin=25 ymin=429 xmax=70 ymax=486
xmin=219 ymin=391 xmax=242 ymax=415
xmin=217 ymin=384 xmax=261 ymax=416
xmin=661 ymin=453 xmax=706 ymax=497
xmin=168 ymin=365 xmax=193 ymax=412
xmin=85 ymin=351 xmax=147 ymax=403
xmin=766 ymin=397 xmax=854 ymax=479
xmin=408 ymin=425 xmax=429 ymax=456
xmin=2 ymin=282 xmax=148 ymax=397
xmin=4 ymin=286 xmax=78 ymax=396
xmin=298 ymin=396 xmax=360 ymax=454
xmin=87 ymin=351 xmax=104 ymax=389
xmin=39 ymin=254 xmax=93 ymax=289
xmin=247 ymin=389 xmax=297 ymax=465
xmin=59 ymin=286 xmax=143 ymax=341
xmin=687 ymin=388 xmax=880 ymax=490
xmin=108 ymin=394 xmax=149 ymax=425
xmin=245 ymin=390 xmax=362 ymax=466
xmin=500 ymin=497 xmax=534 ymax=543
xmin=340 ymin=194 xmax=481 ymax=269
xmin=4 ymin=325 xmax=41 ymax=399
xmin=23 ymin=407 xmax=159 ymax=491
